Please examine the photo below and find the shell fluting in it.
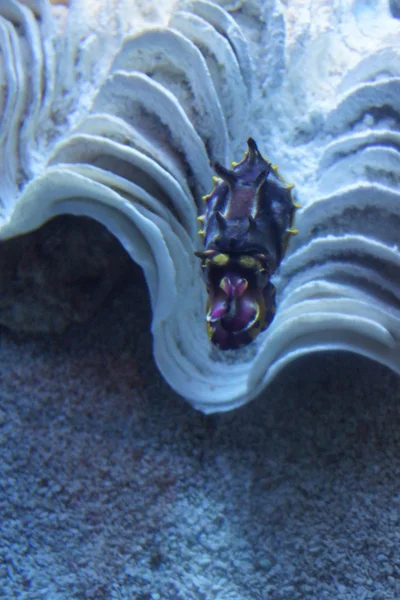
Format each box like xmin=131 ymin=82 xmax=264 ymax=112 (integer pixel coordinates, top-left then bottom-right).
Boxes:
xmin=0 ymin=0 xmax=399 ymax=413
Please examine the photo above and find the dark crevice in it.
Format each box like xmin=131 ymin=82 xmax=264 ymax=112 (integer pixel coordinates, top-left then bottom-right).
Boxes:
xmin=0 ymin=215 xmax=139 ymax=336
xmin=319 ymin=140 xmax=400 ymax=172
xmin=332 ymin=104 xmax=400 ymax=137
xmin=310 ymin=205 xmax=400 ymax=249
xmin=283 ymin=255 xmax=400 ymax=309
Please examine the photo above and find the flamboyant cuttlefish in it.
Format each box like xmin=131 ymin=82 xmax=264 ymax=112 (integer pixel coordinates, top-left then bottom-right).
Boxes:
xmin=195 ymin=138 xmax=300 ymax=350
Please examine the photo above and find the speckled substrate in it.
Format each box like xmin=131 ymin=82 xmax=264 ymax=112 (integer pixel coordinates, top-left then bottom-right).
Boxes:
xmin=1 ymin=271 xmax=400 ymax=600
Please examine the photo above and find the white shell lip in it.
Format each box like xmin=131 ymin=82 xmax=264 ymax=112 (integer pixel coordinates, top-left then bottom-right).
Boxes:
xmin=1 ymin=0 xmax=400 ymax=413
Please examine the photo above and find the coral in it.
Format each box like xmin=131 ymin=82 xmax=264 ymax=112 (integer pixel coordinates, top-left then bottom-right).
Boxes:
xmin=0 ymin=0 xmax=399 ymax=412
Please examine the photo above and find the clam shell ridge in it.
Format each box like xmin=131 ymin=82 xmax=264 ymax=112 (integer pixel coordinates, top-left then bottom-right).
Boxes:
xmin=0 ymin=0 xmax=399 ymax=413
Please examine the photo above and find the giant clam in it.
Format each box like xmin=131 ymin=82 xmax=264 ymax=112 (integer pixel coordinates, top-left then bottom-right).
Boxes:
xmin=0 ymin=0 xmax=399 ymax=412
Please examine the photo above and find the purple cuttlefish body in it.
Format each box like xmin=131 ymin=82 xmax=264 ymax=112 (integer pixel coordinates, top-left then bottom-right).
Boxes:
xmin=195 ymin=138 xmax=299 ymax=350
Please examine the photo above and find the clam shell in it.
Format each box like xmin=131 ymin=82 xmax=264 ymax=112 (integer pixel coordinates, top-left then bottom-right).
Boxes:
xmin=1 ymin=0 xmax=399 ymax=412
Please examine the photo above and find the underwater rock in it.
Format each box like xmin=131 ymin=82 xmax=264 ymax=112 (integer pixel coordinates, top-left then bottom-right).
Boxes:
xmin=0 ymin=0 xmax=399 ymax=412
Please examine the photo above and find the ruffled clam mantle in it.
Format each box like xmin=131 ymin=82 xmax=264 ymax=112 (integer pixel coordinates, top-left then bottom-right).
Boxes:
xmin=1 ymin=0 xmax=400 ymax=412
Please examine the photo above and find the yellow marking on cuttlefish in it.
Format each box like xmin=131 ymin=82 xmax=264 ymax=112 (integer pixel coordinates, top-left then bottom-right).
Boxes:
xmin=232 ymin=151 xmax=249 ymax=170
xmin=287 ymin=227 xmax=298 ymax=235
xmin=247 ymin=303 xmax=266 ymax=340
xmin=211 ymin=253 xmax=230 ymax=266
xmin=197 ymin=215 xmax=205 ymax=223
xmin=286 ymin=183 xmax=302 ymax=209
xmin=197 ymin=229 xmax=205 ymax=240
xmin=212 ymin=176 xmax=220 ymax=185
xmin=238 ymin=255 xmax=261 ymax=269
xmin=269 ymin=163 xmax=287 ymax=184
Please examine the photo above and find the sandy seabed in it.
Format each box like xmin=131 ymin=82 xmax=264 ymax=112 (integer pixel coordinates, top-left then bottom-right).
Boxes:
xmin=1 ymin=271 xmax=400 ymax=600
